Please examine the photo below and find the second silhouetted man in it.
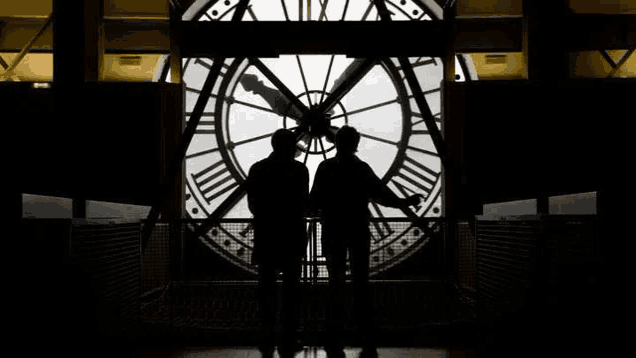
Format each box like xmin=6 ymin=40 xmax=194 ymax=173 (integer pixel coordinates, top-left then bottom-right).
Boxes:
xmin=310 ymin=126 xmax=423 ymax=354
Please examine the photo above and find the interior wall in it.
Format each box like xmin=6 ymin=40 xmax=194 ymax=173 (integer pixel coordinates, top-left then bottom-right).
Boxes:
xmin=7 ymin=82 xmax=183 ymax=207
xmin=447 ymin=79 xmax=632 ymax=205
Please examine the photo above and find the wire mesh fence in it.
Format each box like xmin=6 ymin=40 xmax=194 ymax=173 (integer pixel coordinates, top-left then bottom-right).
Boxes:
xmin=138 ymin=217 xmax=458 ymax=330
xmin=140 ymin=218 xmax=448 ymax=285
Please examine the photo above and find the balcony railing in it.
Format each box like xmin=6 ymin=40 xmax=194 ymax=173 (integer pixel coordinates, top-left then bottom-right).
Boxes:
xmin=141 ymin=217 xmax=449 ymax=287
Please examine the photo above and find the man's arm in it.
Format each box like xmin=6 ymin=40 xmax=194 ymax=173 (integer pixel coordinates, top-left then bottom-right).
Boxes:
xmin=367 ymin=163 xmax=423 ymax=209
xmin=308 ymin=162 xmax=325 ymax=216
xmin=301 ymin=165 xmax=310 ymax=216
xmin=246 ymin=165 xmax=258 ymax=216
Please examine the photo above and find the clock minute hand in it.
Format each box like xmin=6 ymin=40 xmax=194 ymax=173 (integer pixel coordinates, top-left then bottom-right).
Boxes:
xmin=317 ymin=58 xmax=378 ymax=115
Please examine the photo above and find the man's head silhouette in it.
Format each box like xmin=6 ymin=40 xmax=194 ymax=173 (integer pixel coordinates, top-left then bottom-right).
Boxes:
xmin=335 ymin=126 xmax=360 ymax=154
xmin=271 ymin=128 xmax=297 ymax=159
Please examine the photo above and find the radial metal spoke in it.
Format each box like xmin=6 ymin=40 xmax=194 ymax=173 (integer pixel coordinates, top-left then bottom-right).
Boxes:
xmin=359 ymin=132 xmax=399 ymax=147
xmin=341 ymin=0 xmax=350 ymax=20
xmin=320 ymin=55 xmax=336 ymax=104
xmin=281 ymin=0 xmax=290 ymax=20
xmin=304 ymin=137 xmax=313 ymax=164
xmin=185 ymin=147 xmax=220 ymax=160
xmin=329 ymin=98 xmax=399 ymax=120
xmin=362 ymin=1 xmax=374 ymax=21
xmin=247 ymin=5 xmax=258 ymax=21
xmin=318 ymin=137 xmax=328 ymax=160
xmin=231 ymin=131 xmax=277 ymax=148
xmin=231 ymin=97 xmax=302 ymax=121
xmin=296 ymin=55 xmax=313 ymax=107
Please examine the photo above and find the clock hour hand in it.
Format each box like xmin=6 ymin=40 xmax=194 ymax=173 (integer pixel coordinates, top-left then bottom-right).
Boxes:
xmin=240 ymin=74 xmax=304 ymax=121
xmin=328 ymin=58 xmax=367 ymax=94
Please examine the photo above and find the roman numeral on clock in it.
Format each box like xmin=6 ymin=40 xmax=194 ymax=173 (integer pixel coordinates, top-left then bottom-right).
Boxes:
xmin=391 ymin=154 xmax=440 ymax=216
xmin=193 ymin=119 xmax=215 ymax=134
xmin=191 ymin=158 xmax=239 ymax=205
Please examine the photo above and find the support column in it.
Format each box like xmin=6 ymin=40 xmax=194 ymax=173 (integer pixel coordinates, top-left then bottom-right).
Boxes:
xmin=169 ymin=1 xmax=183 ymax=84
xmin=537 ymin=195 xmax=550 ymax=215
xmin=53 ymin=0 xmax=104 ymax=84
xmin=442 ymin=1 xmax=457 ymax=284
xmin=523 ymin=0 xmax=571 ymax=81
xmin=443 ymin=3 xmax=456 ymax=83
xmin=164 ymin=1 xmax=185 ymax=282
xmin=53 ymin=0 xmax=104 ymax=218
xmin=73 ymin=196 xmax=87 ymax=218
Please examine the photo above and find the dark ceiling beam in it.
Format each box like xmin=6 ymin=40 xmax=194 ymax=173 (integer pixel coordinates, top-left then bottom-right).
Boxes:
xmin=0 ymin=15 xmax=633 ymax=54
xmin=177 ymin=15 xmax=636 ymax=56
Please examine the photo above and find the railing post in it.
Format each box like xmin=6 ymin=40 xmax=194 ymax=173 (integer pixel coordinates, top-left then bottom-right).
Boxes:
xmin=313 ymin=219 xmax=319 ymax=285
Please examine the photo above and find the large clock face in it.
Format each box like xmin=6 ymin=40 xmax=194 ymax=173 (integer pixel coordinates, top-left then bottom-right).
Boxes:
xmin=162 ymin=0 xmax=478 ymax=278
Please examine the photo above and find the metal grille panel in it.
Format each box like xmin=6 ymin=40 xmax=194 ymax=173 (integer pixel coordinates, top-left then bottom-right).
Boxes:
xmin=71 ymin=220 xmax=142 ymax=333
xmin=475 ymin=218 xmax=542 ymax=321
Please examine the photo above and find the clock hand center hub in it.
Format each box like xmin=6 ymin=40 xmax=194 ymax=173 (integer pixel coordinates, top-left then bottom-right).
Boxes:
xmin=303 ymin=108 xmax=331 ymax=137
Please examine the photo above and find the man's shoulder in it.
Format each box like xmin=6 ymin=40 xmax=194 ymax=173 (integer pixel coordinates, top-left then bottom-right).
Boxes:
xmin=249 ymin=158 xmax=268 ymax=172
xmin=253 ymin=157 xmax=308 ymax=172
xmin=291 ymin=159 xmax=309 ymax=169
xmin=317 ymin=157 xmax=338 ymax=168
xmin=314 ymin=158 xmax=336 ymax=174
xmin=291 ymin=160 xmax=310 ymax=177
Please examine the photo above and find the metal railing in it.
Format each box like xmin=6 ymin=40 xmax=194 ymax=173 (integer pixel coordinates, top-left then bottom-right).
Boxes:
xmin=141 ymin=217 xmax=449 ymax=285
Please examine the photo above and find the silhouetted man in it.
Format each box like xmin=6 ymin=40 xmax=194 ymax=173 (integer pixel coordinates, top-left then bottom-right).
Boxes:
xmin=246 ymin=128 xmax=309 ymax=356
xmin=310 ymin=126 xmax=423 ymax=356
